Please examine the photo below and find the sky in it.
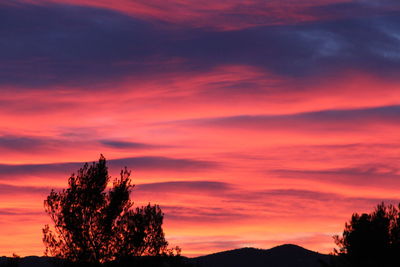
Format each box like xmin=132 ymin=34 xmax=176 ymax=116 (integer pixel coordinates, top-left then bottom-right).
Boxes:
xmin=1 ymin=0 xmax=400 ymax=257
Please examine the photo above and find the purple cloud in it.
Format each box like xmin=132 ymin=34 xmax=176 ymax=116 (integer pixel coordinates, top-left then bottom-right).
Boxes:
xmin=1 ymin=1 xmax=400 ymax=88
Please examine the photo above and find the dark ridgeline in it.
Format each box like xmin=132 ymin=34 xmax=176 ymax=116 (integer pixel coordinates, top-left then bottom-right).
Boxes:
xmin=0 ymin=256 xmax=52 ymax=267
xmin=0 ymin=255 xmax=21 ymax=267
xmin=190 ymin=244 xmax=329 ymax=267
xmin=0 ymin=256 xmax=190 ymax=267
xmin=0 ymin=244 xmax=329 ymax=267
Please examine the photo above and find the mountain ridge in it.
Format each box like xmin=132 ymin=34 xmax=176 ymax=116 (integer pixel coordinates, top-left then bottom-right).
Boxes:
xmin=190 ymin=243 xmax=331 ymax=267
xmin=0 ymin=244 xmax=331 ymax=267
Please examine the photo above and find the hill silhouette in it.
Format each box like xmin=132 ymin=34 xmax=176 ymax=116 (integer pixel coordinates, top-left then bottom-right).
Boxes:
xmin=0 ymin=244 xmax=330 ymax=267
xmin=190 ymin=244 xmax=330 ymax=267
xmin=0 ymin=256 xmax=54 ymax=267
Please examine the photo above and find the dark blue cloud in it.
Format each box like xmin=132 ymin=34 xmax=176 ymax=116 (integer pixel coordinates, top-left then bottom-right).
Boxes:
xmin=99 ymin=140 xmax=160 ymax=149
xmin=0 ymin=156 xmax=218 ymax=179
xmin=305 ymin=1 xmax=400 ymax=18
xmin=0 ymin=135 xmax=169 ymax=152
xmin=259 ymin=189 xmax=400 ymax=207
xmin=271 ymin=163 xmax=400 ymax=188
xmin=1 ymin=1 xmax=400 ymax=89
xmin=161 ymin=205 xmax=245 ymax=222
xmin=0 ymin=183 xmax=52 ymax=195
xmin=0 ymin=135 xmax=52 ymax=151
xmin=0 ymin=208 xmax=43 ymax=216
xmin=136 ymin=180 xmax=231 ymax=193
xmin=179 ymin=105 xmax=400 ymax=131
xmin=0 ymin=2 xmax=165 ymax=87
xmin=109 ymin=156 xmax=217 ymax=171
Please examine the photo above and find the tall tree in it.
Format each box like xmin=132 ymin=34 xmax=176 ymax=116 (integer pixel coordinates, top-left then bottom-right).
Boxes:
xmin=333 ymin=202 xmax=400 ymax=267
xmin=43 ymin=155 xmax=173 ymax=264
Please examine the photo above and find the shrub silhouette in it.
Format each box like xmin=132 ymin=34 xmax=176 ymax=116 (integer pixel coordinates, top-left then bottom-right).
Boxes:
xmin=43 ymin=155 xmax=179 ymax=265
xmin=331 ymin=202 xmax=400 ymax=267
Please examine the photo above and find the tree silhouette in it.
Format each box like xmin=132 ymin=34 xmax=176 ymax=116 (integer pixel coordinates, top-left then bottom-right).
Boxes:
xmin=331 ymin=202 xmax=400 ymax=267
xmin=42 ymin=155 xmax=177 ymax=265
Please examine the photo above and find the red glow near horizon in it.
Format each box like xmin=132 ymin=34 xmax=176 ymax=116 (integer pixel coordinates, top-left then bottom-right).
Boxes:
xmin=1 ymin=0 xmax=400 ymax=258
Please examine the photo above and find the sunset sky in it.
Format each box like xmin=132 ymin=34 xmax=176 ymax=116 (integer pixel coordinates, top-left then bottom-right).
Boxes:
xmin=1 ymin=0 xmax=400 ymax=257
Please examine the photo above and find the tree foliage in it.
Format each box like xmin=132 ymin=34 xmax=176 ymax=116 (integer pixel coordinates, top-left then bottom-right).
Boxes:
xmin=43 ymin=155 xmax=176 ymax=265
xmin=332 ymin=202 xmax=400 ymax=267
